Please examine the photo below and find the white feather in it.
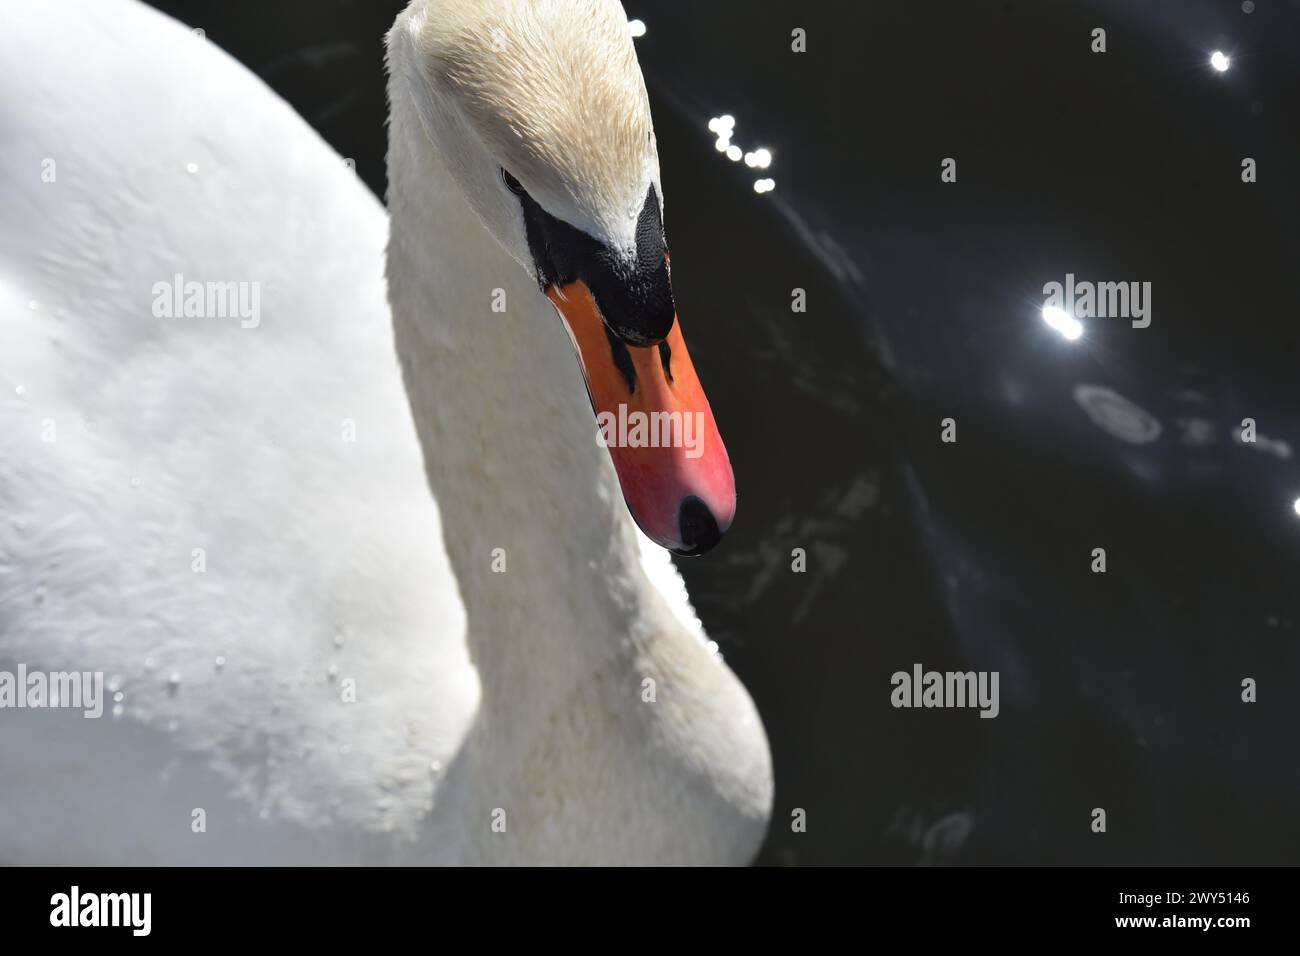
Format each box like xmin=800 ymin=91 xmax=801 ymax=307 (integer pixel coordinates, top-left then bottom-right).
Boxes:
xmin=0 ymin=0 xmax=771 ymax=864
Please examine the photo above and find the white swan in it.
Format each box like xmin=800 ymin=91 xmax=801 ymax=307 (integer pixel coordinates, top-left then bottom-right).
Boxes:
xmin=0 ymin=0 xmax=772 ymax=864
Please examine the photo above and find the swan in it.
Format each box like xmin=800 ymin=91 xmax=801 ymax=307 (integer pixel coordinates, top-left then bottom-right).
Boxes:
xmin=0 ymin=0 xmax=773 ymax=864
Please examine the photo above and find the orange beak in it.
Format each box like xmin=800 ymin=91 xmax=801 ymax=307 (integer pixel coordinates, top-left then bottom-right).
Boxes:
xmin=546 ymin=279 xmax=736 ymax=555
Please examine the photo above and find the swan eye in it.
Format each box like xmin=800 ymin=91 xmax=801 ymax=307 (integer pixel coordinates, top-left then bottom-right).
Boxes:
xmin=501 ymin=168 xmax=526 ymax=196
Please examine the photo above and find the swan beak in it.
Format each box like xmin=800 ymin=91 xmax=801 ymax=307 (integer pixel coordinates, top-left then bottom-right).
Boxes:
xmin=546 ymin=280 xmax=736 ymax=555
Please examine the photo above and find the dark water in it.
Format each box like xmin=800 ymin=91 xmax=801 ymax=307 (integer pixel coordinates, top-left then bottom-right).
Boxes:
xmin=147 ymin=0 xmax=1300 ymax=865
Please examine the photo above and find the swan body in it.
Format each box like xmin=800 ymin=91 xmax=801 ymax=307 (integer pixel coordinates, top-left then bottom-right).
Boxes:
xmin=0 ymin=0 xmax=772 ymax=864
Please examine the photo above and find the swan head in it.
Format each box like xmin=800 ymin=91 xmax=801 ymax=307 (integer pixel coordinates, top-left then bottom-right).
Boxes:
xmin=388 ymin=0 xmax=735 ymax=556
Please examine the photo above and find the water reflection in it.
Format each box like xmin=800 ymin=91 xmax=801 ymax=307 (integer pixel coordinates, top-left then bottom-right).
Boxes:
xmin=1041 ymin=305 xmax=1083 ymax=342
xmin=1073 ymin=385 xmax=1163 ymax=445
xmin=708 ymin=114 xmax=775 ymax=194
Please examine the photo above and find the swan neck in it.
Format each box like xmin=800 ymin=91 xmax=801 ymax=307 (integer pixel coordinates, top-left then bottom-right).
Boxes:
xmin=384 ymin=81 xmax=659 ymax=705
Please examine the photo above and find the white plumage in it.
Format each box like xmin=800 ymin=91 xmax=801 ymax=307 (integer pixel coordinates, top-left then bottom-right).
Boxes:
xmin=0 ymin=0 xmax=771 ymax=864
